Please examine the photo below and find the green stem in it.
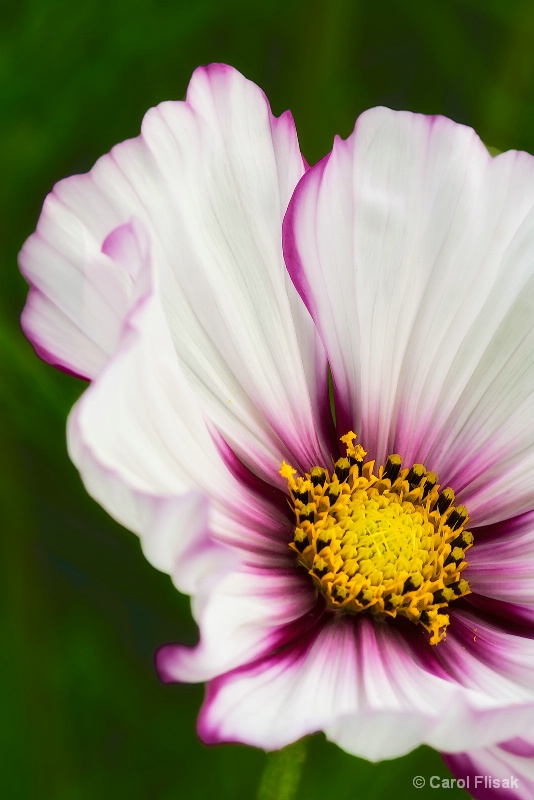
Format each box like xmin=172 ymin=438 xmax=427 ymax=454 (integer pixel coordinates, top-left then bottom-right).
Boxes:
xmin=256 ymin=739 xmax=308 ymax=800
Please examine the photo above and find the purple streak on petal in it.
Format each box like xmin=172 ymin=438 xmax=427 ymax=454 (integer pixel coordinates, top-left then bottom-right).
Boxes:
xmin=208 ymin=430 xmax=315 ymax=563
xmin=466 ymin=513 xmax=534 ymax=608
xmin=392 ymin=408 xmax=442 ymax=475
xmin=386 ymin=614 xmax=459 ymax=683
xmin=464 ymin=594 xmax=534 ymax=638
xmin=443 ymin=753 xmax=514 ymax=800
xmin=332 ymin=376 xmax=357 ymax=451
xmin=197 ymin=612 xmax=329 ymax=745
xmin=20 ymin=299 xmax=90 ymax=382
xmin=500 ymin=738 xmax=534 ymax=758
xmin=445 ymin=608 xmax=532 ymax=679
xmin=470 ymin=510 xmax=534 ymax=543
xmin=212 ymin=430 xmax=292 ymax=525
xmin=266 ymin=592 xmax=327 ymax=652
xmin=394 ymin=411 xmax=503 ymax=505
xmin=155 ymin=565 xmax=319 ymax=686
xmin=315 ymin=358 xmax=338 ymax=459
xmin=23 ymin=338 xmax=89 ymax=381
xmin=454 ymin=450 xmax=512 ymax=503
xmin=466 ymin=559 xmax=534 ymax=606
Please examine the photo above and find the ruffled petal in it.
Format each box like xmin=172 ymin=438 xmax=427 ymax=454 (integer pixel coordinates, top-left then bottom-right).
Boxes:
xmin=67 ymin=220 xmax=309 ymax=603
xmin=67 ymin=277 xmax=234 ymax=592
xmin=198 ymin=615 xmax=534 ymax=759
xmin=445 ymin=739 xmax=534 ymax=800
xmin=20 ymin=218 xmax=148 ymax=379
xmin=157 ymin=565 xmax=318 ymax=683
xmin=283 ymin=107 xmax=534 ymax=522
xmin=21 ymin=64 xmax=332 ymax=480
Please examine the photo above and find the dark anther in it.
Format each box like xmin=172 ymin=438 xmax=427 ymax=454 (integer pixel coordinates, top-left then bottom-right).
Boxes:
xmin=406 ymin=464 xmax=425 ymax=490
xmin=422 ymin=472 xmax=438 ymax=499
xmin=294 ymin=537 xmax=308 ymax=553
xmin=313 ymin=565 xmax=328 ymax=578
xmin=447 ymin=580 xmax=463 ymax=596
xmin=449 ymin=530 xmax=470 ymax=551
xmin=294 ymin=489 xmax=309 ymax=504
xmin=383 ymin=596 xmax=395 ymax=611
xmin=446 ymin=506 xmax=468 ymax=531
xmin=443 ymin=550 xmax=463 ymax=568
xmin=403 ymin=577 xmax=418 ymax=593
xmin=327 ymin=485 xmax=341 ymax=504
xmin=420 ymin=610 xmax=430 ymax=625
xmin=435 ymin=488 xmax=455 ymax=515
xmin=383 ymin=455 xmax=402 ymax=483
xmin=348 ymin=456 xmax=364 ymax=475
xmin=310 ymin=467 xmax=327 ymax=487
xmin=334 ymin=457 xmax=350 ymax=482
xmin=432 ymin=589 xmax=447 ymax=604
xmin=298 ymin=504 xmax=315 ymax=523
xmin=316 ymin=537 xmax=329 ymax=553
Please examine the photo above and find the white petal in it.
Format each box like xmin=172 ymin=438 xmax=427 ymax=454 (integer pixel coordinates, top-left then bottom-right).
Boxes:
xmin=198 ymin=615 xmax=534 ymax=759
xmin=157 ymin=564 xmax=318 ymax=683
xmin=20 ymin=218 xmax=148 ymax=379
xmin=21 ymin=64 xmax=332 ymax=481
xmin=72 ymin=351 xmax=232 ymax=596
xmin=283 ymin=107 xmax=534 ymax=521
xmin=67 ymin=222 xmax=306 ymax=598
xmin=67 ymin=284 xmax=234 ymax=592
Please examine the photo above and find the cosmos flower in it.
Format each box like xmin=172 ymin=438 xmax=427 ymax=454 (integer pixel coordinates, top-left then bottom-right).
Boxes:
xmin=20 ymin=64 xmax=534 ymax=798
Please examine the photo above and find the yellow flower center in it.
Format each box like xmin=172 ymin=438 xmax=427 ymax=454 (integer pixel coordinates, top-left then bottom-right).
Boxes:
xmin=280 ymin=432 xmax=473 ymax=645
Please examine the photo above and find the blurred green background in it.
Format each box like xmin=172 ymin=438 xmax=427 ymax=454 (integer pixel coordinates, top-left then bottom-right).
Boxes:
xmin=3 ymin=0 xmax=534 ymax=797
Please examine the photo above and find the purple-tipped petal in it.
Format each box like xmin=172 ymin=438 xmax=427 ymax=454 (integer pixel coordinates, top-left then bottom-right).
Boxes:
xmin=198 ymin=614 xmax=534 ymax=760
xmin=21 ymin=64 xmax=333 ymax=484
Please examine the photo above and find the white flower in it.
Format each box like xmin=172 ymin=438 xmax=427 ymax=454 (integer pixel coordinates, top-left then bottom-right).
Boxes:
xmin=20 ymin=64 xmax=534 ymax=797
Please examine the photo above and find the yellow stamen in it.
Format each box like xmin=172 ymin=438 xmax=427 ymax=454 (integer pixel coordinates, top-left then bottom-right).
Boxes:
xmin=340 ymin=430 xmax=368 ymax=463
xmin=280 ymin=434 xmax=473 ymax=645
xmin=280 ymin=461 xmax=297 ymax=491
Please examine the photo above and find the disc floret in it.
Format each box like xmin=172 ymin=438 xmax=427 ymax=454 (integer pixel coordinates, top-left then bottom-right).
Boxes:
xmin=280 ymin=433 xmax=473 ymax=645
